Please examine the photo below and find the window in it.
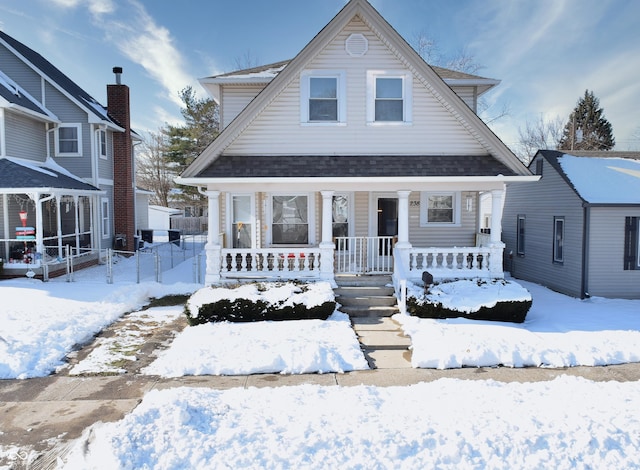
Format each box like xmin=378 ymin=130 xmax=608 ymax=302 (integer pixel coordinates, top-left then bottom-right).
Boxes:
xmin=367 ymin=71 xmax=412 ymax=124
xmin=231 ymin=195 xmax=253 ymax=249
xmin=101 ymin=198 xmax=110 ymax=239
xmin=517 ymin=215 xmax=526 ymax=256
xmin=55 ymin=124 xmax=82 ymax=156
xmin=97 ymin=129 xmax=107 ymax=159
xmin=624 ymin=216 xmax=639 ymax=270
xmin=420 ymin=192 xmax=460 ymax=226
xmin=332 ymin=194 xmax=350 ymax=239
xmin=272 ymin=195 xmax=309 ymax=244
xmin=300 ymin=70 xmax=346 ymax=124
xmin=553 ymin=217 xmax=564 ymax=263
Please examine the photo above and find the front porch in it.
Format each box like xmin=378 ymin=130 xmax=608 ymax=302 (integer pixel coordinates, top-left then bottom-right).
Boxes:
xmin=201 ymin=188 xmax=507 ymax=287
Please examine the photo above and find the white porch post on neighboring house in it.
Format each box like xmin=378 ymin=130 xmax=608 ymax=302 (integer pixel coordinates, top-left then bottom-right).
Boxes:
xmin=489 ymin=187 xmax=505 ymax=277
xmin=395 ymin=190 xmax=412 ymax=271
xmin=319 ymin=190 xmax=335 ymax=283
xmin=205 ymin=190 xmax=222 ymax=285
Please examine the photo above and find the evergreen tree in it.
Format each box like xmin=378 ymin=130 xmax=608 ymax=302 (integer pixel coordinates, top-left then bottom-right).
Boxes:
xmin=558 ymin=90 xmax=615 ymax=151
xmin=167 ymin=86 xmax=220 ymax=206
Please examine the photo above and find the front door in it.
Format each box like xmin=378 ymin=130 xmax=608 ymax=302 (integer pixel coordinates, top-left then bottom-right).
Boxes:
xmin=374 ymin=196 xmax=397 ymax=271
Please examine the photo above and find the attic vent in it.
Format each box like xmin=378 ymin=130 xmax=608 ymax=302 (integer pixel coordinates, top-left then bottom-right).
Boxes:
xmin=345 ymin=33 xmax=368 ymax=57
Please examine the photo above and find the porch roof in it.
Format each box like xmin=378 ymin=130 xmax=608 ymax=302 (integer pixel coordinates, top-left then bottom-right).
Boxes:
xmin=0 ymin=157 xmax=101 ymax=193
xmin=195 ymin=155 xmax=517 ymax=179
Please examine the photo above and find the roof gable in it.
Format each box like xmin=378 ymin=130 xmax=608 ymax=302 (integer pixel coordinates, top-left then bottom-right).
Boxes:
xmin=538 ymin=150 xmax=640 ymax=204
xmin=0 ymin=31 xmax=118 ymax=128
xmin=183 ymin=0 xmax=529 ymax=179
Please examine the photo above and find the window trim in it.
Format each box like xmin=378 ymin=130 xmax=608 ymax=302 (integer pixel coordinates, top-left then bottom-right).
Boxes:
xmin=332 ymin=192 xmax=354 ymax=240
xmin=97 ymin=129 xmax=107 ymax=159
xmin=55 ymin=123 xmax=83 ymax=157
xmin=366 ymin=70 xmax=413 ymax=124
xmin=268 ymin=193 xmax=316 ymax=246
xmin=101 ymin=198 xmax=110 ymax=239
xmin=419 ymin=192 xmax=461 ymax=227
xmin=517 ymin=215 xmax=526 ymax=256
xmin=553 ymin=217 xmax=564 ymax=264
xmin=300 ymin=70 xmax=346 ymax=125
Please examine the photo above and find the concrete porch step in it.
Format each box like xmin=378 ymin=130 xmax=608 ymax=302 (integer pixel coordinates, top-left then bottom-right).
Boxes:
xmin=339 ymin=305 xmax=400 ymax=318
xmin=334 ymin=274 xmax=393 ymax=287
xmin=334 ymin=275 xmax=399 ymax=318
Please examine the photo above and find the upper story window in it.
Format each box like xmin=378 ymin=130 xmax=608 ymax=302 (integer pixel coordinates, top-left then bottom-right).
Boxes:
xmin=300 ymin=70 xmax=346 ymax=124
xmin=55 ymin=123 xmax=82 ymax=156
xmin=97 ymin=129 xmax=107 ymax=159
xmin=419 ymin=192 xmax=461 ymax=226
xmin=367 ymin=71 xmax=412 ymax=124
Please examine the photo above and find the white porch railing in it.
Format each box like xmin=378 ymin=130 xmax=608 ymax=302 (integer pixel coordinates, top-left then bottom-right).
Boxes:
xmin=335 ymin=236 xmax=395 ymax=274
xmin=408 ymin=247 xmax=492 ymax=279
xmin=220 ymin=248 xmax=321 ymax=279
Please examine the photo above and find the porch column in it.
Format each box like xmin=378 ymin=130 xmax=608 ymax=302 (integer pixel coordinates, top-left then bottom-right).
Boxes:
xmin=56 ymin=195 xmax=63 ymax=259
xmin=73 ymin=195 xmax=80 ymax=253
xmin=2 ymin=194 xmax=9 ymax=260
xmin=319 ymin=190 xmax=335 ymax=283
xmin=394 ymin=190 xmax=412 ymax=275
xmin=489 ymin=188 xmax=505 ymax=278
xmin=205 ymin=190 xmax=221 ymax=285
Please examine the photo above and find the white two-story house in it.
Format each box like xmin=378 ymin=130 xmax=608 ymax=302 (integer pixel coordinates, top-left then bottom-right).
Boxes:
xmin=177 ymin=0 xmax=536 ymax=290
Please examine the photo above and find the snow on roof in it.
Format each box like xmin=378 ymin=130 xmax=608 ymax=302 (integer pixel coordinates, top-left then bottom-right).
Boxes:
xmin=0 ymin=70 xmax=59 ymax=120
xmin=559 ymin=154 xmax=640 ymax=204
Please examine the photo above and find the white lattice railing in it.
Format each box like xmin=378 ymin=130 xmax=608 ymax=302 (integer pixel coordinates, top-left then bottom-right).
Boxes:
xmin=220 ymin=248 xmax=321 ymax=278
xmin=408 ymin=247 xmax=493 ymax=278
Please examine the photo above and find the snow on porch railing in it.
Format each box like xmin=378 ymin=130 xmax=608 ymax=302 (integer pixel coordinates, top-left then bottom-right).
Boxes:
xmin=220 ymin=248 xmax=321 ymax=279
xmin=408 ymin=247 xmax=492 ymax=279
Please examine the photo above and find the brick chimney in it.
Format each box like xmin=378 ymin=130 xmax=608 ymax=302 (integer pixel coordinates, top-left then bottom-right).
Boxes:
xmin=107 ymin=67 xmax=136 ymax=252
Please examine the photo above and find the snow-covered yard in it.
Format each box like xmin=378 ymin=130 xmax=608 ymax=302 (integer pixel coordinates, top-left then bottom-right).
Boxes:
xmin=62 ymin=376 xmax=640 ymax=469
xmin=3 ymin=256 xmax=640 ymax=468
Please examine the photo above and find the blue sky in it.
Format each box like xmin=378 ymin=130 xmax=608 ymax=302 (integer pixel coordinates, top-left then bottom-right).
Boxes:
xmin=2 ymin=0 xmax=639 ymax=151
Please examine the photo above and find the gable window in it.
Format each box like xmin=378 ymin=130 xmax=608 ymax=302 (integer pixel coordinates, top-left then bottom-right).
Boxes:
xmin=272 ymin=195 xmax=310 ymax=245
xmin=624 ymin=216 xmax=639 ymax=270
xmin=553 ymin=217 xmax=564 ymax=263
xmin=300 ymin=70 xmax=346 ymax=124
xmin=517 ymin=215 xmax=526 ymax=256
xmin=97 ymin=129 xmax=107 ymax=159
xmin=367 ymin=71 xmax=412 ymax=124
xmin=101 ymin=198 xmax=110 ymax=239
xmin=55 ymin=124 xmax=82 ymax=156
xmin=420 ymin=192 xmax=460 ymax=226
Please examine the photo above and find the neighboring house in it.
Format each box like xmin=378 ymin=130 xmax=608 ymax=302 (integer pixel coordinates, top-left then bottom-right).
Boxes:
xmin=177 ymin=0 xmax=535 ymax=286
xmin=503 ymin=150 xmax=640 ymax=299
xmin=148 ymin=205 xmax=182 ymax=231
xmin=0 ymin=31 xmax=139 ymax=277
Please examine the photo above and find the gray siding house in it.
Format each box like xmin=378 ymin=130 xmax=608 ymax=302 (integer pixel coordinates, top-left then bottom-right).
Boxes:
xmin=0 ymin=31 xmax=138 ymax=277
xmin=503 ymin=150 xmax=640 ymax=299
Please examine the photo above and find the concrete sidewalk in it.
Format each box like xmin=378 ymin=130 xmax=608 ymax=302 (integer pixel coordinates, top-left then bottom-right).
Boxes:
xmin=3 ymin=315 xmax=640 ymax=469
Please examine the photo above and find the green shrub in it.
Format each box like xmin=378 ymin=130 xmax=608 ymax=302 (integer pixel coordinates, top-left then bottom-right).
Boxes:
xmin=407 ymin=298 xmax=532 ymax=323
xmin=185 ymin=282 xmax=336 ymax=325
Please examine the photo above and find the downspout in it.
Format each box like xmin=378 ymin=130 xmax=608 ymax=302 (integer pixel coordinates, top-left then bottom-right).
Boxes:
xmin=0 ymin=108 xmax=6 ymax=157
xmin=581 ymin=204 xmax=591 ymax=299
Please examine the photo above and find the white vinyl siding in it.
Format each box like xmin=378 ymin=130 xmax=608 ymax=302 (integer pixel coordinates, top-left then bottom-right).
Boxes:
xmin=220 ymin=85 xmax=266 ymax=129
xmin=223 ymin=18 xmax=487 ymax=156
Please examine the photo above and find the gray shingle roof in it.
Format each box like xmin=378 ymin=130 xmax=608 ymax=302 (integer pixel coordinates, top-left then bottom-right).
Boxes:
xmin=0 ymin=158 xmax=101 ymax=192
xmin=0 ymin=31 xmax=116 ymax=126
xmin=196 ymin=155 xmax=516 ymax=178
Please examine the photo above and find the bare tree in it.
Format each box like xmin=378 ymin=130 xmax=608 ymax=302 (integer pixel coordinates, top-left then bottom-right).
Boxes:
xmin=233 ymin=49 xmax=261 ymax=70
xmin=136 ymin=130 xmax=175 ymax=207
xmin=516 ymin=115 xmax=565 ymax=164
